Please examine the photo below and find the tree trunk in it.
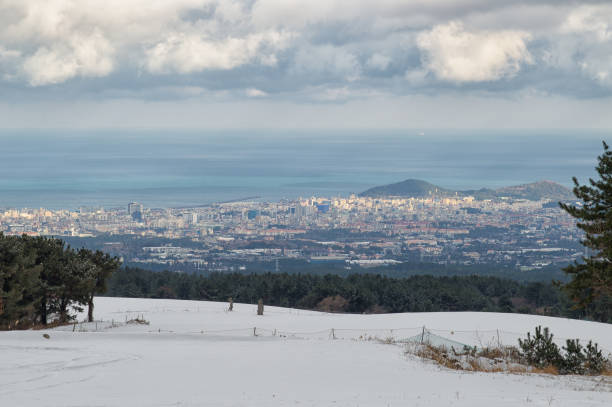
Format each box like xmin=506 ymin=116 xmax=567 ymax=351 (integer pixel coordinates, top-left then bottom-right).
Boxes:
xmin=59 ymin=298 xmax=68 ymax=323
xmin=40 ymin=296 xmax=47 ymax=325
xmin=88 ymin=295 xmax=94 ymax=322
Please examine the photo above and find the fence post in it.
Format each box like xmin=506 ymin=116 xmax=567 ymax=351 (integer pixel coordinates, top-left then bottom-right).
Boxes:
xmin=331 ymin=328 xmax=336 ymax=340
xmin=420 ymin=326 xmax=426 ymax=344
xmin=253 ymin=327 xmax=257 ymax=336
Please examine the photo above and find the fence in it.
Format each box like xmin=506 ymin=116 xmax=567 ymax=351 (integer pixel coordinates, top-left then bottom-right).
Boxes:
xmin=51 ymin=321 xmax=612 ymax=355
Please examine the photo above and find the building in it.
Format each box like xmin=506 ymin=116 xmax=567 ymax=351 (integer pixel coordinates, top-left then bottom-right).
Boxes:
xmin=128 ymin=202 xmax=144 ymax=221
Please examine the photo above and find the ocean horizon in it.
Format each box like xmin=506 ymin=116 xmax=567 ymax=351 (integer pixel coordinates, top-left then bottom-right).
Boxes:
xmin=0 ymin=129 xmax=607 ymax=209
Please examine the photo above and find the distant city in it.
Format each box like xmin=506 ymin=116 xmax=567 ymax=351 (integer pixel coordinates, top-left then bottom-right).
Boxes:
xmin=0 ymin=192 xmax=582 ymax=273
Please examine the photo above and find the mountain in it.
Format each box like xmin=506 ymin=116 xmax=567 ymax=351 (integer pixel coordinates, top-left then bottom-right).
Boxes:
xmin=489 ymin=180 xmax=575 ymax=201
xmin=360 ymin=179 xmax=574 ymax=201
xmin=358 ymin=179 xmax=456 ymax=199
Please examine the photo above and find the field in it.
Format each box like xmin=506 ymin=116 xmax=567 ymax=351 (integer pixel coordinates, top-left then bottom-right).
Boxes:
xmin=1 ymin=297 xmax=611 ymax=406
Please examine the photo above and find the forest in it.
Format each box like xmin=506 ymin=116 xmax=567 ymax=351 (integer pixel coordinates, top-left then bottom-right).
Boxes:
xmin=107 ymin=267 xmax=611 ymax=322
xmin=0 ymin=234 xmax=120 ymax=329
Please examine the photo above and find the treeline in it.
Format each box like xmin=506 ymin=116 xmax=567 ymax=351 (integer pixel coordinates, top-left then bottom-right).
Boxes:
xmin=106 ymin=267 xmax=611 ymax=322
xmin=0 ymin=234 xmax=120 ymax=329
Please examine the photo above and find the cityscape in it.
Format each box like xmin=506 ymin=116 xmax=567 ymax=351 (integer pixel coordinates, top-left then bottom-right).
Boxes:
xmin=2 ymin=1 xmax=611 ymax=405
xmin=1 ymin=193 xmax=582 ymax=273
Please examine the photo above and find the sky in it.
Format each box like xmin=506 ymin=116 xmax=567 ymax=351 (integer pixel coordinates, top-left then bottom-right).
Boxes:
xmin=0 ymin=0 xmax=611 ymax=129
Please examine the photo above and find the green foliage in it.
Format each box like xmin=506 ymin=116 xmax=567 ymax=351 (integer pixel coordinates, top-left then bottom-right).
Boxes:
xmin=518 ymin=326 xmax=561 ymax=369
xmin=559 ymin=339 xmax=585 ymax=375
xmin=105 ymin=267 xmax=582 ymax=318
xmin=584 ymin=340 xmax=608 ymax=375
xmin=0 ymin=233 xmax=120 ymax=329
xmin=0 ymin=235 xmax=41 ymax=327
xmin=518 ymin=326 xmax=609 ymax=375
xmin=560 ymin=141 xmax=612 ymax=309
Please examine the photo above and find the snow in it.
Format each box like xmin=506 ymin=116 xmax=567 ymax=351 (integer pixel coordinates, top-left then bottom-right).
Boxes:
xmin=1 ymin=296 xmax=611 ymax=406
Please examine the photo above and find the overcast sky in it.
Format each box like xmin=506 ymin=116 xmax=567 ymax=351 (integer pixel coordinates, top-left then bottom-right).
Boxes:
xmin=0 ymin=0 xmax=611 ymax=129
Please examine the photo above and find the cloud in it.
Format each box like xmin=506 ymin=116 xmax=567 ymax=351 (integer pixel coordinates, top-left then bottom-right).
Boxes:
xmin=145 ymin=31 xmax=290 ymax=74
xmin=366 ymin=53 xmax=391 ymax=71
xmin=0 ymin=0 xmax=610 ymax=104
xmin=292 ymin=45 xmax=361 ymax=82
xmin=22 ymin=30 xmax=114 ymax=86
xmin=246 ymin=87 xmax=267 ymax=97
xmin=559 ymin=5 xmax=612 ymax=86
xmin=416 ymin=21 xmax=532 ymax=82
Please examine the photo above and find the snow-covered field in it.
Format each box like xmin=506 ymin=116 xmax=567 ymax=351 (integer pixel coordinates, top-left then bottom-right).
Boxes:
xmin=1 ymin=297 xmax=611 ymax=406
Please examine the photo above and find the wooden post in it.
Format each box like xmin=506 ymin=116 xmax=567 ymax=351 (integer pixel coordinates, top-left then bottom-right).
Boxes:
xmin=420 ymin=326 xmax=426 ymax=344
xmin=228 ymin=297 xmax=234 ymax=312
xmin=253 ymin=327 xmax=257 ymax=336
xmin=257 ymin=299 xmax=264 ymax=316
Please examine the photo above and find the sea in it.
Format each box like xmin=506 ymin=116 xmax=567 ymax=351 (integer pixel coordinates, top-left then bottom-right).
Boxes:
xmin=0 ymin=129 xmax=608 ymax=209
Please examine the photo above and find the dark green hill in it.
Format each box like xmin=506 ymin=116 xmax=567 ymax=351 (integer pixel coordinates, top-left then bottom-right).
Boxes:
xmin=359 ymin=179 xmax=456 ymax=198
xmin=360 ymin=179 xmax=574 ymax=201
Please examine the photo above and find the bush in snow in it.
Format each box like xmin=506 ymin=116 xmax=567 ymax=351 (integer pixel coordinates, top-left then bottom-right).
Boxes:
xmin=518 ymin=326 xmax=609 ymax=375
xmin=518 ymin=326 xmax=561 ymax=369
xmin=584 ymin=341 xmax=608 ymax=375
xmin=559 ymin=339 xmax=585 ymax=375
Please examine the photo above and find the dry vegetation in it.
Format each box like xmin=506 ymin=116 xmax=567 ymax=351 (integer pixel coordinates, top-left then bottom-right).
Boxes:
xmin=405 ymin=343 xmax=612 ymax=376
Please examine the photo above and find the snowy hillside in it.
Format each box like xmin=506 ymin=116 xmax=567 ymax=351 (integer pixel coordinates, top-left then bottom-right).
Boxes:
xmin=1 ymin=297 xmax=611 ymax=406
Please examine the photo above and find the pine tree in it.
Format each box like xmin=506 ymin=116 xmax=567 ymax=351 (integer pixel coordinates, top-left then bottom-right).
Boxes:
xmin=518 ymin=325 xmax=561 ymax=368
xmin=81 ymin=249 xmax=121 ymax=322
xmin=584 ymin=340 xmax=607 ymax=375
xmin=560 ymin=339 xmax=585 ymax=375
xmin=0 ymin=234 xmax=41 ymax=328
xmin=560 ymin=141 xmax=612 ymax=309
xmin=23 ymin=236 xmax=66 ymax=325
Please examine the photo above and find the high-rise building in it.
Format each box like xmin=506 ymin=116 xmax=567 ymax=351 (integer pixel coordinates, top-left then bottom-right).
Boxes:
xmin=128 ymin=202 xmax=144 ymax=221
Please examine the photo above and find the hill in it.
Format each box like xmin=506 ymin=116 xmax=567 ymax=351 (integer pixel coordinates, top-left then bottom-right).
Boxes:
xmin=360 ymin=179 xmax=574 ymax=201
xmin=1 ymin=297 xmax=611 ymax=406
xmin=358 ymin=179 xmax=456 ymax=198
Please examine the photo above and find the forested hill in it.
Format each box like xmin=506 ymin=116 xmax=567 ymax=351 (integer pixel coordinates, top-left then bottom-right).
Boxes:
xmin=359 ymin=179 xmax=455 ymax=199
xmin=105 ymin=267 xmax=611 ymax=322
xmin=360 ymin=179 xmax=574 ymax=201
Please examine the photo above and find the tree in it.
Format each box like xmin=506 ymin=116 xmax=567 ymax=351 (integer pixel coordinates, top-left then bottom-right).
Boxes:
xmin=23 ymin=236 xmax=66 ymax=325
xmin=55 ymin=249 xmax=96 ymax=323
xmin=560 ymin=141 xmax=612 ymax=309
xmin=0 ymin=234 xmax=41 ymax=328
xmin=80 ymin=249 xmax=121 ymax=322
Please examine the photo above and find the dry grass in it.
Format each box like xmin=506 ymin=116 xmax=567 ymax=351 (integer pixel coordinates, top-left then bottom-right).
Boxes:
xmin=407 ymin=343 xmax=562 ymax=375
xmin=126 ymin=316 xmax=150 ymax=325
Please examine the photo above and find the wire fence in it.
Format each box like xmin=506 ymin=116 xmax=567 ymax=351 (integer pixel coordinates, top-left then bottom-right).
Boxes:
xmin=53 ymin=320 xmax=612 ymax=355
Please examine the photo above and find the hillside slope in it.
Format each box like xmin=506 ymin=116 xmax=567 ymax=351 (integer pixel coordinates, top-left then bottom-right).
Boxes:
xmin=1 ymin=297 xmax=610 ymax=407
xmin=360 ymin=179 xmax=574 ymax=201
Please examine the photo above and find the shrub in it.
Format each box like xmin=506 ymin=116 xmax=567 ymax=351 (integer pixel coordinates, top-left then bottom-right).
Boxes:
xmin=584 ymin=341 xmax=607 ymax=375
xmin=518 ymin=326 xmax=609 ymax=375
xmin=559 ymin=339 xmax=585 ymax=375
xmin=518 ymin=326 xmax=561 ymax=368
